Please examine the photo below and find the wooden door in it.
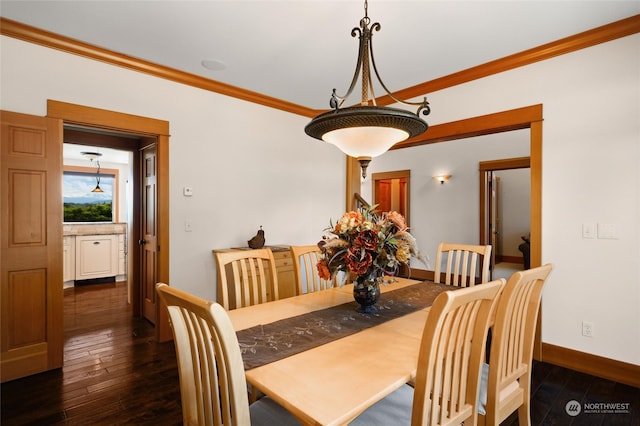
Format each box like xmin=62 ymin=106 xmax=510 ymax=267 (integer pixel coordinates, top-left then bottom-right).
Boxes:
xmin=1 ymin=111 xmax=63 ymax=382
xmin=140 ymin=144 xmax=157 ymax=324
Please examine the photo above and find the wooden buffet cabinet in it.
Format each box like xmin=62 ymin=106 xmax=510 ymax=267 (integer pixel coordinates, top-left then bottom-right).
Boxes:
xmin=213 ymin=245 xmax=296 ymax=307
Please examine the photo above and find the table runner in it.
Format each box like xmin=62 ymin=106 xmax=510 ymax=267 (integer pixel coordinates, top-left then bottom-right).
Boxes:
xmin=237 ymin=281 xmax=452 ymax=370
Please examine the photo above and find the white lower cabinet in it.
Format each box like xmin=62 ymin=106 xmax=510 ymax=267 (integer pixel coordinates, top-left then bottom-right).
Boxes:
xmin=63 ymin=236 xmax=75 ymax=284
xmin=75 ymin=234 xmax=119 ymax=280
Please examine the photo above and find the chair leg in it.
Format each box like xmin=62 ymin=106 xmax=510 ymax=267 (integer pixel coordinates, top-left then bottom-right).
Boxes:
xmin=517 ymin=403 xmax=531 ymax=426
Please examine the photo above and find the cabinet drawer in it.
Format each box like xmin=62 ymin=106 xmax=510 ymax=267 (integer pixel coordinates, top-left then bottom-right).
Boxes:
xmin=273 ymin=251 xmax=293 ymax=270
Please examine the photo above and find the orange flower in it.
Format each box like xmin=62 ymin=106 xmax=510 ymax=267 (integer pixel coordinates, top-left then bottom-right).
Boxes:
xmin=316 ymin=259 xmax=331 ymax=280
xmin=335 ymin=211 xmax=363 ymax=234
xmin=387 ymin=211 xmax=408 ymax=231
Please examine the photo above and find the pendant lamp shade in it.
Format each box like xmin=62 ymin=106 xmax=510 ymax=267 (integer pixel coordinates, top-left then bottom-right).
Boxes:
xmin=304 ymin=0 xmax=430 ymax=178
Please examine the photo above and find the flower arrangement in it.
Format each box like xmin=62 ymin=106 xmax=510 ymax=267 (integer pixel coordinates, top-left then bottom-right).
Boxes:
xmin=316 ymin=206 xmax=423 ymax=285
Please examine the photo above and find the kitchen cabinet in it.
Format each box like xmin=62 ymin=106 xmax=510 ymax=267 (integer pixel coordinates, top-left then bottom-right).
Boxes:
xmin=63 ymin=236 xmax=75 ymax=285
xmin=75 ymin=234 xmax=119 ymax=280
xmin=118 ymin=233 xmax=127 ymax=276
xmin=63 ymin=223 xmax=128 ymax=286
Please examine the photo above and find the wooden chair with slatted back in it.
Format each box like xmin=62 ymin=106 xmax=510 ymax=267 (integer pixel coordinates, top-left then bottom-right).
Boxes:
xmin=477 ymin=264 xmax=553 ymax=426
xmin=155 ymin=283 xmax=301 ymax=426
xmin=434 ymin=242 xmax=492 ymax=287
xmin=350 ymin=278 xmax=506 ymax=426
xmin=290 ymin=245 xmax=336 ymax=295
xmin=214 ymin=248 xmax=279 ymax=310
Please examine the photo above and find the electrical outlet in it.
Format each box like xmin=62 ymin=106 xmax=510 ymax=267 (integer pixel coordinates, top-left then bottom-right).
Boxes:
xmin=582 ymin=321 xmax=594 ymax=337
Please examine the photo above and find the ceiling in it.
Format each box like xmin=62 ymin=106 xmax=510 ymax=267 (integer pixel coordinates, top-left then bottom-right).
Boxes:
xmin=2 ymin=1 xmax=638 ymax=112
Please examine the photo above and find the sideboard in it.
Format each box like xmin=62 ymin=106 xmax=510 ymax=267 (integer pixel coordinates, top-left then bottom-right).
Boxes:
xmin=213 ymin=245 xmax=296 ymax=307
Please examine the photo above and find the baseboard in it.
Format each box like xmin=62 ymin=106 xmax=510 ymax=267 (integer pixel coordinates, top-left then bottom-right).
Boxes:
xmin=499 ymin=255 xmax=523 ymax=264
xmin=542 ymin=343 xmax=640 ymax=388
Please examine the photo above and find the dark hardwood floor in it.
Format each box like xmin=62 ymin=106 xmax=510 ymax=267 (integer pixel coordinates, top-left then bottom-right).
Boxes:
xmin=2 ymin=281 xmax=638 ymax=425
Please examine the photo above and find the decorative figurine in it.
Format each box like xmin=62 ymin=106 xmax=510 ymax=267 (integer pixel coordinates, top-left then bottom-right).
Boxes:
xmin=248 ymin=226 xmax=265 ymax=249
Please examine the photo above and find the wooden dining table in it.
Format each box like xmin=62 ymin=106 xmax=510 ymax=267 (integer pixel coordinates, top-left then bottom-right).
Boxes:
xmin=227 ymin=277 xmax=445 ymax=426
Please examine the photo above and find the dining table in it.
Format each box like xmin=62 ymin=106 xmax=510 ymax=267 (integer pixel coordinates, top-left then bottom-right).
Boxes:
xmin=227 ymin=277 xmax=453 ymax=426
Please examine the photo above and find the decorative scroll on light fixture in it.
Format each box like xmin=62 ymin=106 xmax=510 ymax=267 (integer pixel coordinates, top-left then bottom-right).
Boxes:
xmin=81 ymin=151 xmax=104 ymax=193
xmin=304 ymin=0 xmax=430 ymax=178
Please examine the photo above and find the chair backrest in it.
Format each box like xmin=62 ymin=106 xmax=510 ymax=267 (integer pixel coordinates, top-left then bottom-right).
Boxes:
xmin=214 ymin=248 xmax=279 ymax=310
xmin=290 ymin=245 xmax=336 ymax=295
xmin=156 ymin=283 xmax=251 ymax=426
xmin=412 ymin=278 xmax=505 ymax=426
xmin=481 ymin=264 xmax=553 ymax=425
xmin=434 ymin=242 xmax=492 ymax=287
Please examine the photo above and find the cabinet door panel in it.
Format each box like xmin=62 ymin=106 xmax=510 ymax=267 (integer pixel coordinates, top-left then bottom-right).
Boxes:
xmin=75 ymin=235 xmax=118 ymax=279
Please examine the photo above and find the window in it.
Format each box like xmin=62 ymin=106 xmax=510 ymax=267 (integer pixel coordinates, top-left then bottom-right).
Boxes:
xmin=63 ymin=166 xmax=119 ymax=222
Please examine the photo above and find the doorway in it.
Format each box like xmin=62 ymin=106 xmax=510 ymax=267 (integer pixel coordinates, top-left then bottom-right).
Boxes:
xmin=479 ymin=157 xmax=531 ymax=279
xmin=371 ymin=170 xmax=411 ymax=225
xmin=47 ymin=100 xmax=172 ymax=342
xmin=63 ymin=134 xmax=136 ymax=296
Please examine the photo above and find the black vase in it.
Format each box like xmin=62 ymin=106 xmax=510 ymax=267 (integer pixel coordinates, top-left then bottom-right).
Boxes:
xmin=353 ymin=273 xmax=381 ymax=313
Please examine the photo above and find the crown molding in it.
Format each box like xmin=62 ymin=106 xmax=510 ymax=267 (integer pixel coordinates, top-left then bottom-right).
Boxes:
xmin=377 ymin=14 xmax=640 ymax=106
xmin=2 ymin=15 xmax=639 ymax=117
xmin=0 ymin=17 xmax=316 ymax=118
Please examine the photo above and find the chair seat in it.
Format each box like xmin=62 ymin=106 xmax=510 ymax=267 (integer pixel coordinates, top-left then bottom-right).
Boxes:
xmin=250 ymin=396 xmax=302 ymax=426
xmin=348 ymin=384 xmax=414 ymax=426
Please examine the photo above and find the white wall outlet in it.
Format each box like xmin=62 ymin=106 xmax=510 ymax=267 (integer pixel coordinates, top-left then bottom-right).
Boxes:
xmin=184 ymin=220 xmax=192 ymax=232
xmin=582 ymin=223 xmax=596 ymax=239
xmin=582 ymin=321 xmax=594 ymax=337
xmin=183 ymin=186 xmax=193 ymax=197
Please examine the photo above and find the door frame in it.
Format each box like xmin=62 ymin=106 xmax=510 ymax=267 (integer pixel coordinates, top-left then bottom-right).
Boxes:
xmin=47 ymin=100 xmax=172 ymax=342
xmin=479 ymin=157 xmax=531 ymax=273
xmin=346 ymin=104 xmax=543 ymax=357
xmin=371 ymin=169 xmax=411 ymax=225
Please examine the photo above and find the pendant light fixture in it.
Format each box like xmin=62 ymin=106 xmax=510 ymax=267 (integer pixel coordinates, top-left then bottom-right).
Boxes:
xmin=305 ymin=0 xmax=431 ymax=178
xmin=81 ymin=151 xmax=104 ymax=193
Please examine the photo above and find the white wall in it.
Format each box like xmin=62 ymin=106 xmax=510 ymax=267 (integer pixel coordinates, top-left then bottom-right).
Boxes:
xmin=0 ymin=36 xmax=346 ymax=301
xmin=2 ymin=31 xmax=638 ymax=365
xmin=366 ymin=34 xmax=640 ymax=365
xmin=496 ymin=168 xmax=530 ymax=257
xmin=361 ymin=129 xmax=530 ymax=270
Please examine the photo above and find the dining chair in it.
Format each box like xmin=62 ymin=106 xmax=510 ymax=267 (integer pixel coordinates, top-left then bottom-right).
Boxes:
xmin=214 ymin=248 xmax=279 ymax=310
xmin=156 ymin=283 xmax=301 ymax=426
xmin=349 ymin=278 xmax=506 ymax=426
xmin=290 ymin=245 xmax=336 ymax=294
xmin=477 ymin=263 xmax=553 ymax=426
xmin=434 ymin=242 xmax=492 ymax=287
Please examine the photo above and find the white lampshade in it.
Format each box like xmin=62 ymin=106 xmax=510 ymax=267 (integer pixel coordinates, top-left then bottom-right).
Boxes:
xmin=322 ymin=126 xmax=409 ymax=159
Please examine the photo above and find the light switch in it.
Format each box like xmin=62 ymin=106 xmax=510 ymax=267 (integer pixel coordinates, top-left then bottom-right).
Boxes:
xmin=597 ymin=223 xmax=617 ymax=239
xmin=582 ymin=223 xmax=596 ymax=239
xmin=183 ymin=186 xmax=193 ymax=197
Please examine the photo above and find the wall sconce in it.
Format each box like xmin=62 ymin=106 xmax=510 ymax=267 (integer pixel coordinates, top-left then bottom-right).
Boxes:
xmin=433 ymin=175 xmax=451 ymax=184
